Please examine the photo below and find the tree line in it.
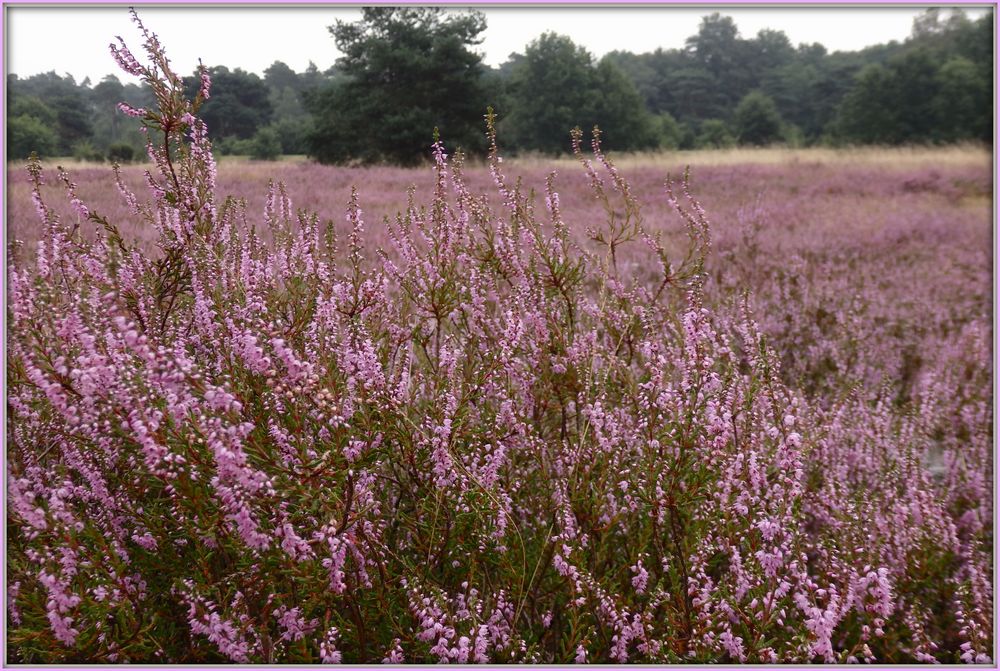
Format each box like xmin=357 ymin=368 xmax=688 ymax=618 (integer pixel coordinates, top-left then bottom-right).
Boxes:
xmin=7 ymin=8 xmax=992 ymax=165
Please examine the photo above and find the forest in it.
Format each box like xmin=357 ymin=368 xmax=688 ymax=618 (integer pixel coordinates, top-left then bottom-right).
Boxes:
xmin=6 ymin=8 xmax=993 ymax=164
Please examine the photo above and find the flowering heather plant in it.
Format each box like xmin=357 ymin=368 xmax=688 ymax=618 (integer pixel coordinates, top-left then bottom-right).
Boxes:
xmin=6 ymin=15 xmax=992 ymax=664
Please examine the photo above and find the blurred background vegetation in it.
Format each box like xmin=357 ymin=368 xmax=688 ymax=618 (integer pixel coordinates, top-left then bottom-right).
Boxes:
xmin=6 ymin=7 xmax=993 ymax=165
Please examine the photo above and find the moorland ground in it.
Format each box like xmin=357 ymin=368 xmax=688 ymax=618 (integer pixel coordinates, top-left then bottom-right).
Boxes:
xmin=6 ymin=143 xmax=992 ymax=663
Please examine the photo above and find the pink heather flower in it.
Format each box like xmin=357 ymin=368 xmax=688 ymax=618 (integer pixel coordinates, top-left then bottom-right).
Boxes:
xmin=755 ymin=517 xmax=781 ymax=542
xmin=8 ymin=581 xmax=22 ymax=626
xmin=38 ymin=570 xmax=81 ymax=646
xmin=322 ymin=535 xmax=349 ymax=594
xmin=117 ymin=102 xmax=147 ymax=118
xmin=755 ymin=548 xmax=784 ymax=579
xmin=236 ymin=331 xmax=271 ymax=374
xmin=276 ymin=521 xmax=313 ymax=561
xmin=271 ymin=337 xmax=313 ymax=384
xmin=382 ymin=639 xmax=405 ymax=663
xmin=189 ymin=611 xmax=249 ymax=662
xmin=319 ymin=627 xmax=342 ymax=663
xmin=198 ymin=61 xmax=212 ymax=99
xmin=131 ymin=531 xmax=158 ymax=551
xmin=70 ymin=199 xmax=89 ymax=219
xmin=719 ymin=630 xmax=746 ymax=662
xmin=630 ymin=560 xmax=649 ymax=594
xmin=109 ymin=38 xmax=143 ymax=76
xmin=473 ymin=625 xmax=490 ymax=663
xmin=343 ymin=439 xmax=365 ymax=462
xmin=454 ymin=635 xmax=472 ymax=663
xmin=275 ymin=606 xmax=319 ymax=643
xmin=8 ymin=477 xmax=48 ymax=533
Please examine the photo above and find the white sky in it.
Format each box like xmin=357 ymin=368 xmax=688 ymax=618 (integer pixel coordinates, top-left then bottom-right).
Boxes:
xmin=6 ymin=5 xmax=993 ymax=84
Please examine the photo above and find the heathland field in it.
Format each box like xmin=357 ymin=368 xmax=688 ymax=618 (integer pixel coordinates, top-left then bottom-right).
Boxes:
xmin=9 ymin=146 xmax=991 ymax=406
xmin=10 ymin=145 xmax=992 ymax=252
xmin=6 ymin=133 xmax=993 ymax=663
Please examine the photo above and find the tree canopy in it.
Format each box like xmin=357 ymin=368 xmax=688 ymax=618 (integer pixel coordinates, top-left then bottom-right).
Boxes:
xmin=6 ymin=8 xmax=992 ymax=163
xmin=183 ymin=67 xmax=273 ymax=140
xmin=502 ymin=33 xmax=656 ymax=154
xmin=733 ymin=91 xmax=783 ymax=146
xmin=307 ymin=7 xmax=492 ymax=165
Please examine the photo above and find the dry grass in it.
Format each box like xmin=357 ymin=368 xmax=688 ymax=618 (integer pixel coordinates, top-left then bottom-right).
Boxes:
xmin=17 ymin=143 xmax=992 ymax=176
xmin=504 ymin=143 xmax=993 ymax=171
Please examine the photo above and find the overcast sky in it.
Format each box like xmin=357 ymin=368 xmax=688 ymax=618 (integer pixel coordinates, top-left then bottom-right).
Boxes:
xmin=6 ymin=5 xmax=991 ymax=84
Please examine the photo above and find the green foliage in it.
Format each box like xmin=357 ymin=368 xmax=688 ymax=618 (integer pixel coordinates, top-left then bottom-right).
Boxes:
xmin=7 ymin=91 xmax=62 ymax=161
xmin=602 ymin=49 xmax=669 ymax=112
xmin=733 ymin=90 xmax=783 ymax=146
xmin=9 ymin=95 xmax=58 ymax=126
xmin=307 ymin=7 xmax=491 ymax=165
xmin=889 ymin=48 xmax=941 ymax=142
xmin=184 ymin=67 xmax=273 ymax=140
xmin=695 ymin=119 xmax=735 ymax=149
xmin=750 ymin=28 xmax=796 ymax=73
xmin=503 ymin=33 xmax=595 ymax=154
xmin=503 ymin=34 xmax=656 ymax=154
xmin=830 ymin=64 xmax=898 ymax=145
xmin=269 ymin=85 xmax=305 ymax=123
xmin=686 ymin=14 xmax=741 ymax=81
xmin=667 ymin=66 xmax=730 ymax=122
xmin=933 ymin=57 xmax=985 ymax=143
xmin=681 ymin=13 xmax=756 ymax=118
xmin=831 ymin=48 xmax=944 ymax=146
xmin=780 ymin=123 xmax=806 ymax=148
xmin=89 ymin=75 xmax=127 ymax=149
xmin=654 ymin=112 xmax=683 ymax=149
xmin=250 ymin=126 xmax=283 ymax=161
xmin=590 ymin=58 xmax=658 ymax=151
xmin=7 ymin=114 xmax=59 ymax=159
xmin=215 ymin=136 xmax=254 ymax=156
xmin=830 ymin=10 xmax=993 ymax=146
xmin=8 ymin=72 xmax=94 ymax=154
xmin=107 ymin=143 xmax=136 ymax=163
xmin=678 ymin=120 xmax=698 ymax=149
xmin=270 ymin=117 xmax=312 ymax=155
xmin=759 ymin=58 xmax=825 ymax=141
xmin=579 ymin=8 xmax=993 ymax=148
xmin=263 ymin=60 xmax=320 ymax=156
xmin=87 ymin=74 xmax=152 ymax=156
xmin=263 ymin=60 xmax=303 ymax=95
xmin=71 ymin=140 xmax=105 ymax=163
